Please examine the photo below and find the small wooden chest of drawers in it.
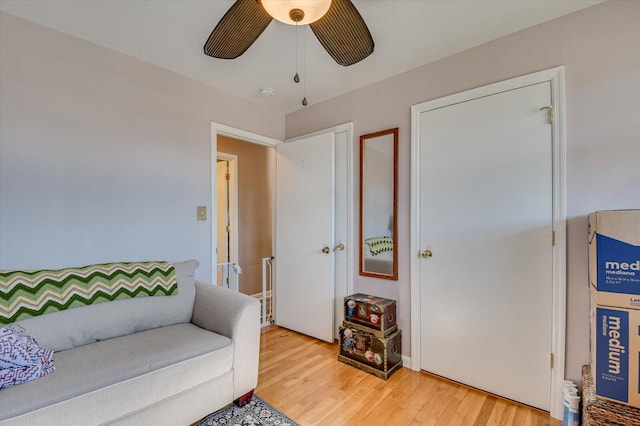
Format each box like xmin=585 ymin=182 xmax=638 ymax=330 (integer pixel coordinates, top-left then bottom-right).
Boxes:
xmin=338 ymin=325 xmax=402 ymax=380
xmin=343 ymin=293 xmax=397 ymax=337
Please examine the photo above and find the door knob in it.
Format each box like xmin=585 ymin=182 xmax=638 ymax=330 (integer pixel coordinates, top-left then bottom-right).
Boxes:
xmin=334 ymin=243 xmax=345 ymax=251
xmin=322 ymin=246 xmax=331 ymax=254
xmin=420 ymin=249 xmax=433 ymax=259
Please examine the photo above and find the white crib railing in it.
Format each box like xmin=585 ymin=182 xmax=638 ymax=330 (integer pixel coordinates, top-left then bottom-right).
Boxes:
xmin=216 ymin=262 xmax=242 ymax=292
xmin=261 ymin=256 xmax=274 ymax=327
xmin=218 ymin=259 xmax=272 ymax=326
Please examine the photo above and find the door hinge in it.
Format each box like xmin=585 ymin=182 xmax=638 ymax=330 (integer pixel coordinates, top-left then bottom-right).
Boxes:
xmin=550 ymin=353 xmax=554 ymax=368
xmin=226 ymin=225 xmax=231 ymax=233
xmin=552 ymin=230 xmax=556 ymax=246
xmin=225 ymin=173 xmax=230 ymax=181
xmin=540 ymin=106 xmax=554 ymax=125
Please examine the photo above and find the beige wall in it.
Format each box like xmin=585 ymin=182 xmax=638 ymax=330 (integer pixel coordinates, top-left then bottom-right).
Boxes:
xmin=0 ymin=12 xmax=284 ymax=281
xmin=285 ymin=0 xmax=640 ymax=383
xmin=2 ymin=1 xmax=639 ymax=386
xmin=217 ymin=136 xmax=275 ymax=296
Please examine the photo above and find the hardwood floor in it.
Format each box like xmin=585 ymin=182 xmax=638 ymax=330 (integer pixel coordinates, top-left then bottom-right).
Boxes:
xmin=256 ymin=326 xmax=560 ymax=426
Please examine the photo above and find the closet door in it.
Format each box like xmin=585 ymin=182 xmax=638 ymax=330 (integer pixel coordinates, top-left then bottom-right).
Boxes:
xmin=275 ymin=132 xmax=335 ymax=343
xmin=417 ymin=81 xmax=553 ymax=410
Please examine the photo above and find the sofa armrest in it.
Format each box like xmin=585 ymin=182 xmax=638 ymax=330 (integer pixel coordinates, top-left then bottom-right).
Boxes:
xmin=191 ymin=280 xmax=261 ymax=400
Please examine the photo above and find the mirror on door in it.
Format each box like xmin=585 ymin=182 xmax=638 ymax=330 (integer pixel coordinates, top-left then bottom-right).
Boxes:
xmin=359 ymin=127 xmax=398 ymax=280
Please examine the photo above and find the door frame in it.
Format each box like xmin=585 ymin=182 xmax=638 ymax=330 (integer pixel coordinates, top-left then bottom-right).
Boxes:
xmin=210 ymin=123 xmax=282 ymax=283
xmin=409 ymin=67 xmax=566 ymax=419
xmin=216 ymin=152 xmax=238 ymax=273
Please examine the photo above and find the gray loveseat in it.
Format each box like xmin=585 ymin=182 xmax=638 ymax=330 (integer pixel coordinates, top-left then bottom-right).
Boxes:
xmin=0 ymin=259 xmax=260 ymax=425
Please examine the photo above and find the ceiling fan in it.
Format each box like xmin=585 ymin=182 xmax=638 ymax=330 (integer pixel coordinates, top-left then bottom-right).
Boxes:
xmin=204 ymin=0 xmax=374 ymax=67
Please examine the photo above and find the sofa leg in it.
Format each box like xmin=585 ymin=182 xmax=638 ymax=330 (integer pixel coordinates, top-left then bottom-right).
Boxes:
xmin=234 ymin=390 xmax=254 ymax=407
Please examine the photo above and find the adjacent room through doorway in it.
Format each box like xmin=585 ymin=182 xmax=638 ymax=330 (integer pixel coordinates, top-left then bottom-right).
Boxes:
xmin=216 ymin=135 xmax=276 ymax=325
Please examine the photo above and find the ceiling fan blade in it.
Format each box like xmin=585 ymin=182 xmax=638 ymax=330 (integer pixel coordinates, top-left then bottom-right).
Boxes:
xmin=204 ymin=0 xmax=273 ymax=59
xmin=310 ymin=0 xmax=374 ymax=66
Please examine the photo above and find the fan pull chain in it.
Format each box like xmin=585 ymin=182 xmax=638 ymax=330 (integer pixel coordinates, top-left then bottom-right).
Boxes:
xmin=302 ymin=25 xmax=308 ymax=106
xmin=293 ymin=22 xmax=300 ymax=83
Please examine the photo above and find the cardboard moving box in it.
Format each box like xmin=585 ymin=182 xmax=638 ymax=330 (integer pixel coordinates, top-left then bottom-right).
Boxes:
xmin=589 ymin=210 xmax=640 ymax=309
xmin=590 ymin=298 xmax=640 ymax=409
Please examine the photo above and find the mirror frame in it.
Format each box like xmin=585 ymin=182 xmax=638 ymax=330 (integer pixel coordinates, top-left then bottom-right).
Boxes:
xmin=359 ymin=127 xmax=398 ymax=280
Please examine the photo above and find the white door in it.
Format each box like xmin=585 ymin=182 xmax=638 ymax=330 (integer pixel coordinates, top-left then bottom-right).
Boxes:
xmin=418 ymin=82 xmax=553 ymax=410
xmin=276 ymin=132 xmax=335 ymax=343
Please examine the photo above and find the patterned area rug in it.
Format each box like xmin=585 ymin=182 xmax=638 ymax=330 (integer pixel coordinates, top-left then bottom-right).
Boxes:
xmin=197 ymin=396 xmax=299 ymax=426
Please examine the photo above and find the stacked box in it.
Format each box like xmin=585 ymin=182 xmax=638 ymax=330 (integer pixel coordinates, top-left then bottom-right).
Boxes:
xmin=338 ymin=294 xmax=401 ymax=379
xmin=589 ymin=210 xmax=640 ymax=309
xmin=338 ymin=326 xmax=402 ymax=380
xmin=590 ymin=297 xmax=640 ymax=408
xmin=343 ymin=293 xmax=397 ymax=338
xmin=589 ymin=210 xmax=640 ymax=409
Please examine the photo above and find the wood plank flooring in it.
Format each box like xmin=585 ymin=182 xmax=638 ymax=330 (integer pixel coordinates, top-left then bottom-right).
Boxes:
xmin=256 ymin=326 xmax=560 ymax=426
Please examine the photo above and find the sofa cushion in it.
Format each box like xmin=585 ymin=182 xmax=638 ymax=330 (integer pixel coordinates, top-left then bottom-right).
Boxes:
xmin=0 ymin=322 xmax=233 ymax=422
xmin=13 ymin=259 xmax=198 ymax=351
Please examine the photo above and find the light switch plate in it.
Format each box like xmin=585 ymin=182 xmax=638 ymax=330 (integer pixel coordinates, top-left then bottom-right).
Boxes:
xmin=197 ymin=206 xmax=206 ymax=221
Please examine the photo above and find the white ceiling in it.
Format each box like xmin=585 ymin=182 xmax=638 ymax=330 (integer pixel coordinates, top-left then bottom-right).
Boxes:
xmin=0 ymin=0 xmax=603 ymax=114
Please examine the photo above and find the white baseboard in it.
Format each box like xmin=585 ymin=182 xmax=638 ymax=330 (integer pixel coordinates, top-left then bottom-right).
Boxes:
xmin=402 ymin=355 xmax=412 ymax=368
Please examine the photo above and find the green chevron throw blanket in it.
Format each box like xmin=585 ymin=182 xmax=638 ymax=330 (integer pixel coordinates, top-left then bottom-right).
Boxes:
xmin=364 ymin=236 xmax=394 ymax=256
xmin=0 ymin=261 xmax=178 ymax=325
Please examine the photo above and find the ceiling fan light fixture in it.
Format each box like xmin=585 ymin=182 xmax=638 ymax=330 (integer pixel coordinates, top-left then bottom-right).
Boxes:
xmin=261 ymin=0 xmax=332 ymax=25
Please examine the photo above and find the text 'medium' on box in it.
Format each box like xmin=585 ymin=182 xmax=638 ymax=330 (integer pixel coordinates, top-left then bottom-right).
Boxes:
xmin=591 ymin=303 xmax=640 ymax=408
xmin=589 ymin=210 xmax=640 ymax=309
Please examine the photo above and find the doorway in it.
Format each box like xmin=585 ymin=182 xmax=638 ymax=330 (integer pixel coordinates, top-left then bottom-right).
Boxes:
xmin=210 ymin=123 xmax=353 ymax=340
xmin=216 ymin=154 xmax=238 ymax=290
xmin=216 ymin=135 xmax=276 ymax=324
xmin=410 ymin=67 xmax=566 ymax=418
